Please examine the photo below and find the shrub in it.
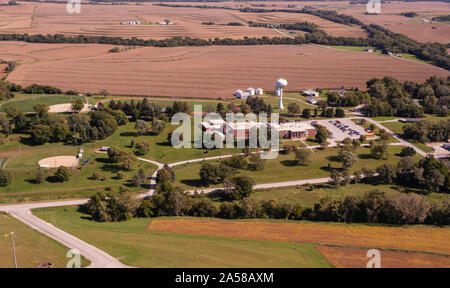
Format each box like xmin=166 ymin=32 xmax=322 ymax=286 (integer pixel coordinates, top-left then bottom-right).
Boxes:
xmin=0 ymin=168 xmax=12 ymax=187
xmin=400 ymin=146 xmax=416 ymax=157
xmin=54 ymin=166 xmax=71 ymax=182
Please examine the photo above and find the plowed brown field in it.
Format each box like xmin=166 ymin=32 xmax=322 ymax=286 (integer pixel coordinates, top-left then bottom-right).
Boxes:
xmin=317 ymin=245 xmax=450 ymax=268
xmin=147 ymin=218 xmax=450 ymax=255
xmin=4 ymin=44 xmax=448 ymax=98
xmin=0 ymin=2 xmax=366 ymax=40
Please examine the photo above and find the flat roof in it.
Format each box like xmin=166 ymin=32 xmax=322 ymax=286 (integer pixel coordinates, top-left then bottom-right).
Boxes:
xmin=271 ymin=122 xmax=316 ymax=132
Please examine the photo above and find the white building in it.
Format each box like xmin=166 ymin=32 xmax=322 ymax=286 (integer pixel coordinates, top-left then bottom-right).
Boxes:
xmin=307 ymin=97 xmax=318 ymax=105
xmin=303 ymin=89 xmax=319 ymax=97
xmin=247 ymin=87 xmax=255 ymax=96
xmin=234 ymin=90 xmax=244 ymax=98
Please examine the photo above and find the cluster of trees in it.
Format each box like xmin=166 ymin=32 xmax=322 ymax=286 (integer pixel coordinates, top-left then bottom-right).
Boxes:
xmin=248 ymin=21 xmax=320 ymax=33
xmin=400 ymin=12 xmax=418 ymax=18
xmin=326 ymin=90 xmax=370 ymax=107
xmin=361 ymin=76 xmax=449 ymax=118
xmin=0 ymin=82 xmax=14 ymax=101
xmin=431 ymin=15 xmax=450 ymax=22
xmin=245 ymin=96 xmax=272 ymax=114
xmin=403 ymin=120 xmax=450 ymax=143
xmin=82 ymin=181 xmax=449 ymax=226
xmin=199 ymin=154 xmax=265 ymax=188
xmin=2 ymin=102 xmax=124 ymax=145
xmin=312 ymin=190 xmax=448 ymax=225
xmin=330 ymin=151 xmax=449 ymax=194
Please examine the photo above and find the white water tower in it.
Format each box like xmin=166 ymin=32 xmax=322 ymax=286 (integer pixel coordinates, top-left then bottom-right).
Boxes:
xmin=275 ymin=78 xmax=287 ymax=110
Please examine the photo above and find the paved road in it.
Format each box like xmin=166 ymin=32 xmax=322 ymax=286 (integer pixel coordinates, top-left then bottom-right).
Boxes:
xmin=0 ymin=200 xmax=129 ymax=268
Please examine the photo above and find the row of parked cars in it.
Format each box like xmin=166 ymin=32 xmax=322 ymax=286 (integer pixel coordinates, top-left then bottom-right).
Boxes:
xmin=329 ymin=120 xmax=361 ymax=136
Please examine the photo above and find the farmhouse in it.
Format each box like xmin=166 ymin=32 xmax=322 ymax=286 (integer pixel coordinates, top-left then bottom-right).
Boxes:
xmin=303 ymin=89 xmax=319 ymax=97
xmin=271 ymin=121 xmax=317 ymax=140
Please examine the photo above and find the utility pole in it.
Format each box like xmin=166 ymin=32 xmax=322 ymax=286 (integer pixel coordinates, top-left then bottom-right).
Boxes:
xmin=5 ymin=232 xmax=17 ymax=268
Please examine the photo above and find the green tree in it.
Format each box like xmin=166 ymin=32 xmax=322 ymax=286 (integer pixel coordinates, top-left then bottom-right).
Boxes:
xmin=33 ymin=102 xmax=49 ymax=118
xmin=288 ymin=103 xmax=301 ymax=114
xmin=0 ymin=168 xmax=12 ymax=187
xmin=71 ymin=99 xmax=84 ymax=113
xmin=30 ymin=124 xmax=53 ymax=144
xmin=302 ymin=108 xmax=311 ymax=118
xmin=54 ymin=166 xmax=71 ymax=182
xmin=295 ymin=149 xmax=311 ymax=166
xmin=315 ymin=125 xmax=329 ymax=144
xmin=226 ymin=176 xmax=254 ymax=200
xmin=134 ymin=141 xmax=150 ymax=156
xmin=339 ymin=150 xmax=358 ymax=170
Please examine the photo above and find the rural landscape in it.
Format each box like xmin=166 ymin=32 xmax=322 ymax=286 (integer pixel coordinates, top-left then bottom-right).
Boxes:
xmin=0 ymin=0 xmax=449 ymax=271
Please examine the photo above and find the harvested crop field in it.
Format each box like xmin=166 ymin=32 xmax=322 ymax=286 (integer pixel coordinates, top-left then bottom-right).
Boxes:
xmin=0 ymin=41 xmax=116 ymax=63
xmin=147 ymin=218 xmax=450 ymax=255
xmin=0 ymin=2 xmax=368 ymax=39
xmin=388 ymin=23 xmax=450 ymax=44
xmin=4 ymin=44 xmax=448 ymax=99
xmin=316 ymin=245 xmax=450 ymax=268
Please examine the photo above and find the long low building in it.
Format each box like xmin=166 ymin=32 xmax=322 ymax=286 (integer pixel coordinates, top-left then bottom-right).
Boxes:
xmin=201 ymin=119 xmax=317 ymax=140
xmin=270 ymin=122 xmax=317 ymax=140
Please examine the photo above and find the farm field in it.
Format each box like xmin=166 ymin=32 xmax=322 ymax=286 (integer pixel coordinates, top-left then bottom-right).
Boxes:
xmin=316 ymin=245 xmax=450 ymax=268
xmin=147 ymin=218 xmax=450 ymax=256
xmin=0 ymin=213 xmax=89 ymax=268
xmin=33 ymin=206 xmax=332 ymax=268
xmin=172 ymin=145 xmax=422 ymax=190
xmin=4 ymin=44 xmax=448 ymax=99
xmin=286 ymin=1 xmax=450 ymax=44
xmin=0 ymin=2 xmax=367 ymax=39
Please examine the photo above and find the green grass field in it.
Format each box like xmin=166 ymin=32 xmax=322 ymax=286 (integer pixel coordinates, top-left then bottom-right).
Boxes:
xmin=33 ymin=206 xmax=332 ymax=268
xmin=0 ymin=213 xmax=89 ymax=268
xmin=1 ymin=94 xmax=86 ymax=112
xmin=173 ymin=146 xmax=421 ymax=190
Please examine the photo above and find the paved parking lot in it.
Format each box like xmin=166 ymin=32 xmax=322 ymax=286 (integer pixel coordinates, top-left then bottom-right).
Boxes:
xmin=310 ymin=118 xmax=372 ymax=142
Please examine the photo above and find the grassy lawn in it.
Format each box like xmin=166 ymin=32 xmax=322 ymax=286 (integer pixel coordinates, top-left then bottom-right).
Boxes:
xmin=33 ymin=206 xmax=332 ymax=268
xmin=173 ymin=146 xmax=421 ymax=190
xmin=0 ymin=213 xmax=89 ymax=268
xmin=381 ymin=121 xmax=405 ymax=135
xmin=1 ymin=94 xmax=86 ymax=113
xmin=370 ymin=116 xmax=399 ymax=122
